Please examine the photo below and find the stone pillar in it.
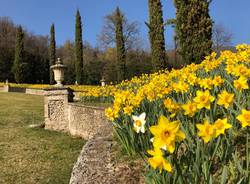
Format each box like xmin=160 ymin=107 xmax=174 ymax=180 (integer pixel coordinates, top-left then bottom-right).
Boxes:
xmin=44 ymin=87 xmax=74 ymax=133
xmin=3 ymin=84 xmax=10 ymax=92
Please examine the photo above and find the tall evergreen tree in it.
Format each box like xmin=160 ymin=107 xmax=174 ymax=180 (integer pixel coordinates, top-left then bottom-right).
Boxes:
xmin=174 ymin=0 xmax=213 ymax=64
xmin=75 ymin=9 xmax=84 ymax=84
xmin=115 ymin=7 xmax=126 ymax=82
xmin=12 ymin=26 xmax=25 ymax=83
xmin=49 ymin=24 xmax=56 ymax=84
xmin=147 ymin=0 xmax=167 ymax=71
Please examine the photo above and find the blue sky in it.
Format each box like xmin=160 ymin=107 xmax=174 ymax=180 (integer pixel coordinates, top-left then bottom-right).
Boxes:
xmin=0 ymin=0 xmax=249 ymax=48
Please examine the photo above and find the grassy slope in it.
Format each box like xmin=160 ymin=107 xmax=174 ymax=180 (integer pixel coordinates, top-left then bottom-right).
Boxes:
xmin=0 ymin=92 xmax=85 ymax=184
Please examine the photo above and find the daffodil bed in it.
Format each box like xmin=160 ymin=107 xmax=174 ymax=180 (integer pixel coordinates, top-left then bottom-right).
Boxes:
xmin=77 ymin=75 xmax=154 ymax=103
xmin=0 ymin=83 xmax=113 ymax=103
xmin=0 ymin=77 xmax=153 ymax=104
xmin=3 ymin=83 xmax=97 ymax=91
xmin=105 ymin=44 xmax=250 ymax=183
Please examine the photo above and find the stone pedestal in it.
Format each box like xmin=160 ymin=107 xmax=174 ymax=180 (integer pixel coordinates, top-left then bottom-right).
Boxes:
xmin=3 ymin=85 xmax=10 ymax=92
xmin=44 ymin=88 xmax=74 ymax=132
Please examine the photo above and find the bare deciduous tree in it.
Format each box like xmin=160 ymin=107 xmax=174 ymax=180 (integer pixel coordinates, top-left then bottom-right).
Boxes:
xmin=0 ymin=17 xmax=16 ymax=49
xmin=213 ymin=23 xmax=233 ymax=52
xmin=98 ymin=10 xmax=141 ymax=51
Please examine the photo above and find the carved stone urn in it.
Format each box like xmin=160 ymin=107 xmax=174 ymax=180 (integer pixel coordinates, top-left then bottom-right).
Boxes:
xmin=50 ymin=58 xmax=67 ymax=87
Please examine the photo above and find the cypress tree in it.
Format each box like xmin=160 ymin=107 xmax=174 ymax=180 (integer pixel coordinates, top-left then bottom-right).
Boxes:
xmin=75 ymin=9 xmax=84 ymax=84
xmin=115 ymin=7 xmax=126 ymax=82
xmin=49 ymin=24 xmax=56 ymax=84
xmin=12 ymin=26 xmax=25 ymax=83
xmin=174 ymin=0 xmax=213 ymax=64
xmin=148 ymin=0 xmax=167 ymax=72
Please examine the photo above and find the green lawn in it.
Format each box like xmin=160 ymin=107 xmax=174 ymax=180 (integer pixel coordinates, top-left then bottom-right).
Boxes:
xmin=0 ymin=92 xmax=85 ymax=184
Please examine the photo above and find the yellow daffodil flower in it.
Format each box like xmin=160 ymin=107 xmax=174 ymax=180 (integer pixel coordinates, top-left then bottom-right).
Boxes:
xmin=237 ymin=109 xmax=250 ymax=127
xmin=213 ymin=76 xmax=224 ymax=87
xmin=233 ymin=64 xmax=249 ymax=77
xmin=234 ymin=77 xmax=249 ymax=91
xmin=196 ymin=120 xmax=216 ymax=143
xmin=217 ymin=90 xmax=234 ymax=109
xmin=193 ymin=90 xmax=215 ymax=110
xmin=123 ymin=105 xmax=133 ymax=115
xmin=149 ymin=115 xmax=185 ymax=153
xmin=147 ymin=148 xmax=172 ymax=172
xmin=181 ymin=101 xmax=198 ymax=117
xmin=164 ymin=98 xmax=180 ymax=114
xmin=172 ymin=81 xmax=189 ymax=93
xmin=186 ymin=73 xmax=198 ymax=86
xmin=199 ymin=78 xmax=214 ymax=89
xmin=105 ymin=107 xmax=116 ymax=121
xmin=214 ymin=118 xmax=232 ymax=137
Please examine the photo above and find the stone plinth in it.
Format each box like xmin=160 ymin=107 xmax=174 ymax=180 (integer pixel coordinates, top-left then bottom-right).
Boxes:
xmin=44 ymin=88 xmax=74 ymax=132
xmin=3 ymin=85 xmax=10 ymax=92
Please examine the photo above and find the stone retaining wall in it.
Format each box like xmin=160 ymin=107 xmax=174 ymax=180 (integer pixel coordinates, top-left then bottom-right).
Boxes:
xmin=0 ymin=85 xmax=10 ymax=92
xmin=70 ymin=132 xmax=144 ymax=184
xmin=25 ymin=88 xmax=45 ymax=95
xmin=0 ymin=85 xmax=82 ymax=100
xmin=68 ymin=103 xmax=109 ymax=139
xmin=44 ymin=88 xmax=112 ymax=139
xmin=0 ymin=85 xmax=44 ymax=95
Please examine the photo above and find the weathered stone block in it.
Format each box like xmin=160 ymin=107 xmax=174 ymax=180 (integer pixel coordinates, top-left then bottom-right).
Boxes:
xmin=3 ymin=85 xmax=10 ymax=92
xmin=44 ymin=88 xmax=74 ymax=132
